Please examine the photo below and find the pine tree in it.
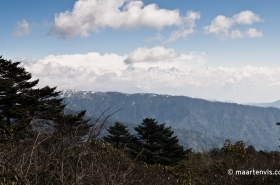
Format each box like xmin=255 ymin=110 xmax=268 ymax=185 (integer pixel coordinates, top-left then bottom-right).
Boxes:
xmin=0 ymin=57 xmax=39 ymax=126
xmin=103 ymin=121 xmax=131 ymax=149
xmin=0 ymin=56 xmax=65 ymax=141
xmin=27 ymin=86 xmax=65 ymax=121
xmin=53 ymin=110 xmax=91 ymax=141
xmin=133 ymin=118 xmax=188 ymax=166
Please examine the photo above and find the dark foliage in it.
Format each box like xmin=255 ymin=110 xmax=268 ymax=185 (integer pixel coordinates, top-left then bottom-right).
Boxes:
xmin=166 ymin=140 xmax=280 ymax=185
xmin=132 ymin=118 xmax=188 ymax=166
xmin=103 ymin=121 xmax=131 ymax=149
xmin=0 ymin=56 xmax=65 ymax=142
xmin=0 ymin=115 xmax=177 ymax=185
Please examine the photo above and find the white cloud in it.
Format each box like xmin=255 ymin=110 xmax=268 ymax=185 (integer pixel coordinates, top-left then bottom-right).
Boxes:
xmin=245 ymin=28 xmax=263 ymax=37
xmin=124 ymin=46 xmax=180 ymax=64
xmin=230 ymin=29 xmax=243 ymax=39
xmin=19 ymin=48 xmax=280 ymax=103
xmin=204 ymin=15 xmax=233 ymax=38
xmin=13 ymin=20 xmax=30 ymax=36
xmin=163 ymin=11 xmax=200 ymax=43
xmin=204 ymin=11 xmax=263 ymax=39
xmin=20 ymin=46 xmax=204 ymax=89
xmin=233 ymin=10 xmax=262 ymax=24
xmin=49 ymin=0 xmax=188 ymax=38
xmin=146 ymin=33 xmax=164 ymax=42
xmin=123 ymin=46 xmax=205 ymax=70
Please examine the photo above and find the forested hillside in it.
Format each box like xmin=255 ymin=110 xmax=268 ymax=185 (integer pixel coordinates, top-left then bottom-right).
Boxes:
xmin=61 ymin=90 xmax=280 ymax=151
xmin=2 ymin=57 xmax=280 ymax=185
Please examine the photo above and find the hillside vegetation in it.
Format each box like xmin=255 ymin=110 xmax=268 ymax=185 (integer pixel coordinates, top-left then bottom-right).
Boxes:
xmin=2 ymin=56 xmax=280 ymax=185
xmin=61 ymin=90 xmax=280 ymax=151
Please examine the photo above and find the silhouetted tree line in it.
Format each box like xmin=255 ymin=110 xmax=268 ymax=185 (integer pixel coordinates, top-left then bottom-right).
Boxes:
xmin=1 ymin=56 xmax=280 ymax=185
xmin=103 ymin=119 xmax=190 ymax=166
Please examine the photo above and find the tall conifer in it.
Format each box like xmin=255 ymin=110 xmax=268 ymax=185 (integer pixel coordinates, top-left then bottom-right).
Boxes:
xmin=0 ymin=56 xmax=65 ymax=141
xmin=133 ymin=118 xmax=188 ymax=166
xmin=103 ymin=121 xmax=131 ymax=149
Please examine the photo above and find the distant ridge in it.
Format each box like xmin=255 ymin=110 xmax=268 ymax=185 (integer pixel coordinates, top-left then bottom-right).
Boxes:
xmin=60 ymin=90 xmax=280 ymax=151
xmin=247 ymin=100 xmax=280 ymax=109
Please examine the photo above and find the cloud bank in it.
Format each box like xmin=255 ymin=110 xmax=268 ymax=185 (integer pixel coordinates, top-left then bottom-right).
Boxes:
xmin=124 ymin=46 xmax=198 ymax=64
xmin=204 ymin=11 xmax=263 ymax=39
xmin=20 ymin=47 xmax=280 ymax=103
xmin=49 ymin=0 xmax=199 ymax=39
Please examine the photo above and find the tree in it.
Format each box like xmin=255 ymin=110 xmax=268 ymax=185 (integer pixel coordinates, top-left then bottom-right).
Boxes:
xmin=133 ymin=118 xmax=187 ymax=166
xmin=246 ymin=145 xmax=256 ymax=154
xmin=221 ymin=140 xmax=248 ymax=165
xmin=53 ymin=110 xmax=91 ymax=141
xmin=103 ymin=121 xmax=131 ymax=149
xmin=0 ymin=56 xmax=65 ymax=141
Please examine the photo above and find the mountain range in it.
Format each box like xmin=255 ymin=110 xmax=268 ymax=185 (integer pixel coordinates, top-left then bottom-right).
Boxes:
xmin=248 ymin=100 xmax=280 ymax=109
xmin=60 ymin=90 xmax=280 ymax=151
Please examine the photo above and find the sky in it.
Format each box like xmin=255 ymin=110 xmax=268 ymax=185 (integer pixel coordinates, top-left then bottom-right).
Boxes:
xmin=1 ymin=0 xmax=280 ymax=103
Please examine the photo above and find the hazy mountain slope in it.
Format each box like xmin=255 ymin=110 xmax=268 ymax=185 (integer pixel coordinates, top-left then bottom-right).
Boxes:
xmin=248 ymin=100 xmax=280 ymax=109
xmin=60 ymin=90 xmax=280 ymax=151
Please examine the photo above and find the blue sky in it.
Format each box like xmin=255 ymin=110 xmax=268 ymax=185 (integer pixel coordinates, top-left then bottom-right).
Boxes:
xmin=1 ymin=0 xmax=280 ymax=103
